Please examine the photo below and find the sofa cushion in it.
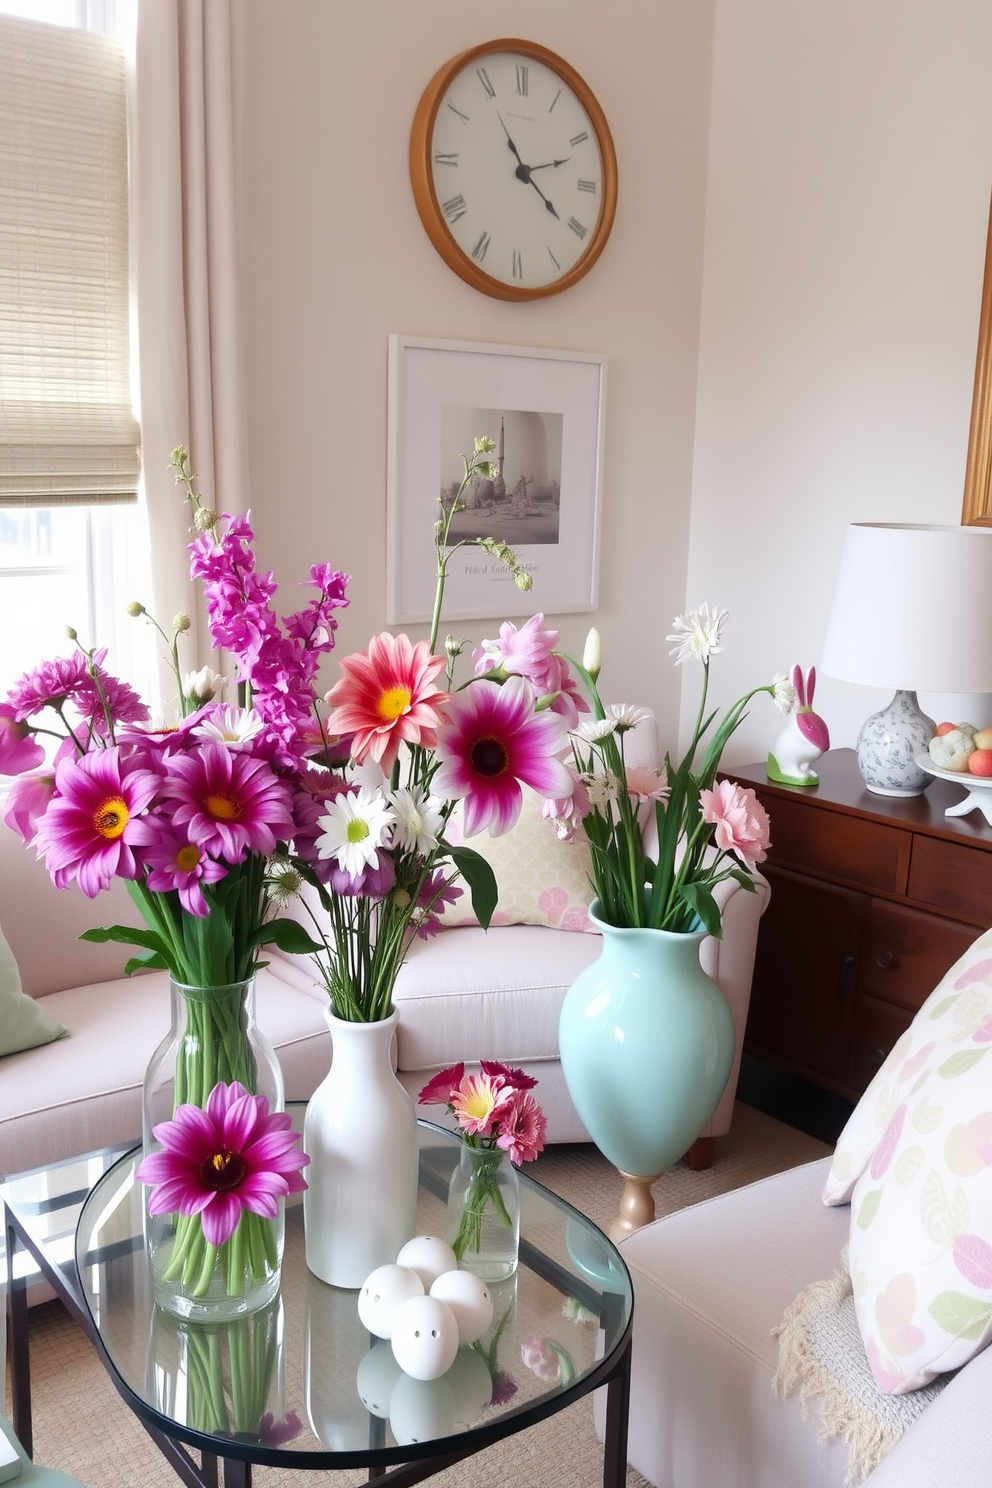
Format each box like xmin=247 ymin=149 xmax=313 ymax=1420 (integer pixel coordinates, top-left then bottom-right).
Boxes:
xmin=0 ymin=960 xmax=330 ymax=1178
xmin=823 ymin=927 xmax=992 ymax=1205
xmin=438 ymin=787 xmax=596 ymax=931
xmin=0 ymin=918 xmax=67 ymax=1057
xmin=391 ymin=922 xmax=603 ymax=1070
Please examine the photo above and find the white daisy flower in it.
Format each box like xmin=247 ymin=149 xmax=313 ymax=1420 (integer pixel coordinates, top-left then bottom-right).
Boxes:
xmin=666 ymin=604 xmax=728 ymax=666
xmin=770 ymin=673 xmax=798 ymax=715
xmin=609 ymin=703 xmax=650 ymax=732
xmin=585 ymin=770 xmax=621 ymax=807
xmin=193 ymin=705 xmax=265 ymax=749
xmin=316 ymin=787 xmax=396 ymax=876
xmin=390 ymin=786 xmax=444 ymax=857
xmin=571 ymin=718 xmax=617 ymax=744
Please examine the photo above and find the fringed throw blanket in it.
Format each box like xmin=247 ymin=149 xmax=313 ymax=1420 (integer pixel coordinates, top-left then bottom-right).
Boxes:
xmin=772 ymin=1260 xmax=951 ymax=1485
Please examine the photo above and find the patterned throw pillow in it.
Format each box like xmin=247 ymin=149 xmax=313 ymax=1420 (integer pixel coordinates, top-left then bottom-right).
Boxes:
xmin=437 ymin=785 xmax=596 ymax=932
xmin=0 ymin=919 xmax=68 ymax=1057
xmin=822 ymin=929 xmax=992 ymax=1205
xmin=822 ymin=929 xmax=992 ymax=1393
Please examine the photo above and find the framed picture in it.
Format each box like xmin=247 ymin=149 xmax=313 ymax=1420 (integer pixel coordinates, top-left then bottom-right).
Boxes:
xmin=387 ymin=335 xmax=606 ymax=623
xmin=963 ymin=188 xmax=992 ymax=528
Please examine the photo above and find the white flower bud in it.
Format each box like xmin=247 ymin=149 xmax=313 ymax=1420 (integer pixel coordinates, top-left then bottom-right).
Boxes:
xmin=582 ymin=628 xmax=602 ymax=682
xmin=183 ymin=665 xmax=224 ymax=703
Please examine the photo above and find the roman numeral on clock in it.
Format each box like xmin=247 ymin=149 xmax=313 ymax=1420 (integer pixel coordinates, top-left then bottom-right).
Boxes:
xmin=568 ymin=216 xmax=587 ymax=240
xmin=515 ymin=65 xmax=528 ymax=96
xmin=477 ymin=67 xmax=495 ymax=99
xmin=547 ymin=246 xmax=561 ymax=272
xmin=442 ymin=194 xmax=468 ymax=223
xmin=577 ymin=179 xmax=597 ymax=193
xmin=472 ymin=231 xmax=491 ymax=263
xmin=512 ymin=250 xmax=523 ymax=280
xmin=446 ymin=100 xmax=470 ymax=124
xmin=569 ymin=131 xmax=589 ymax=147
xmin=435 ymin=152 xmax=458 ymax=167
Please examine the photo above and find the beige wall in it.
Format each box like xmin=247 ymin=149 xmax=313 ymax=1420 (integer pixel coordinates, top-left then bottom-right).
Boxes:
xmin=241 ymin=0 xmax=715 ymax=740
xmin=687 ymin=0 xmax=992 ymax=766
xmin=240 ymin=0 xmax=992 ymax=769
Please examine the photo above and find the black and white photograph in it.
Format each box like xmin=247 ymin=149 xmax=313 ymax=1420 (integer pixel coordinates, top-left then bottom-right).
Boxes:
xmin=387 ymin=336 xmax=606 ymax=624
xmin=440 ymin=407 xmax=563 ymax=547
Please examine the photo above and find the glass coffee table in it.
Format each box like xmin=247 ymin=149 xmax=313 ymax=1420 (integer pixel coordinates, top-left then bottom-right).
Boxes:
xmin=4 ymin=1113 xmax=632 ymax=1487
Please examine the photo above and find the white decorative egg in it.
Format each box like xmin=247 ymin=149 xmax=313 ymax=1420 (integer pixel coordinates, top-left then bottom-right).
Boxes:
xmin=356 ymin=1340 xmax=404 ymax=1418
xmin=396 ymin=1234 xmax=459 ymax=1291
xmin=429 ymin=1269 xmax=494 ymax=1345
xmin=445 ymin=1345 xmax=493 ymax=1424
xmin=390 ymin=1294 xmax=460 ymax=1381
xmin=357 ymin=1264 xmax=424 ymax=1340
xmin=388 ymin=1372 xmax=459 ymax=1445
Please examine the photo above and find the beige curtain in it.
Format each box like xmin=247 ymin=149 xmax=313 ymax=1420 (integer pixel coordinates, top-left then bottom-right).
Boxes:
xmin=130 ymin=0 xmax=249 ymax=676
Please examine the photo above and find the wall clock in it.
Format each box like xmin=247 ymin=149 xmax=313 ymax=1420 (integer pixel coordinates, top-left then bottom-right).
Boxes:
xmin=409 ymin=39 xmax=618 ymax=301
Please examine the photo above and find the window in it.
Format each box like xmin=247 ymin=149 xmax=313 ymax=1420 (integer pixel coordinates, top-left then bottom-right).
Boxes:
xmin=0 ymin=0 xmax=154 ymax=705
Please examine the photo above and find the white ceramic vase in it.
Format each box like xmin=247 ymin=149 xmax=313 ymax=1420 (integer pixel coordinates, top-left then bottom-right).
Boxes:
xmin=303 ymin=1006 xmax=418 ymax=1289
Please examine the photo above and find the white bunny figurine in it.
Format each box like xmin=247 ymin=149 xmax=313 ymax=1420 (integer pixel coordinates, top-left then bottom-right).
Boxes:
xmin=767 ymin=664 xmax=830 ymax=786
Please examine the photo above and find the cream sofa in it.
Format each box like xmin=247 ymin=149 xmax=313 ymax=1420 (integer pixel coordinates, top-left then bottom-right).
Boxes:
xmin=0 ymin=759 xmax=767 ymax=1180
xmin=608 ymin=1156 xmax=991 ymax=1487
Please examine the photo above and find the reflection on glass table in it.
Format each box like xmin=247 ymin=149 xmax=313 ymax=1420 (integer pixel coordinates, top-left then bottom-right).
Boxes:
xmin=73 ymin=1115 xmax=633 ymax=1487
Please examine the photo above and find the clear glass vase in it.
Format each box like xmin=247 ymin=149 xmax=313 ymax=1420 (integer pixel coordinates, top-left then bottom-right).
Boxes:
xmin=142 ymin=976 xmax=286 ymax=1321
xmin=447 ymin=1144 xmax=520 ymax=1281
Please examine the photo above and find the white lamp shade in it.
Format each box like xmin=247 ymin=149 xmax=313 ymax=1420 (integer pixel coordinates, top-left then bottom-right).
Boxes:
xmin=820 ymin=523 xmax=992 ymax=694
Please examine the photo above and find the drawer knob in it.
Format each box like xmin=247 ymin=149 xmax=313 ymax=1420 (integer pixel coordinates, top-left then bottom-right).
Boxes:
xmin=870 ymin=1047 xmax=888 ymax=1067
xmin=876 ymin=950 xmax=897 ymax=970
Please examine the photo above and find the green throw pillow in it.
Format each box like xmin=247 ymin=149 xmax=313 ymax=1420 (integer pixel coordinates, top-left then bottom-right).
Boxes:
xmin=0 ymin=920 xmax=68 ymax=1057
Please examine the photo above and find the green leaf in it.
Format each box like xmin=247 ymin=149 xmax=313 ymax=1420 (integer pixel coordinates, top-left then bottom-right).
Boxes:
xmin=80 ymin=924 xmax=168 ymax=953
xmin=450 ymin=845 xmax=498 ymax=930
xmin=249 ymin=918 xmax=324 ymax=956
xmin=928 ymin=1291 xmax=992 ymax=1341
xmin=679 ymin=881 xmax=722 ymax=938
xmin=856 ymin=1188 xmax=884 ymax=1229
xmin=123 ymin=950 xmax=169 ymax=976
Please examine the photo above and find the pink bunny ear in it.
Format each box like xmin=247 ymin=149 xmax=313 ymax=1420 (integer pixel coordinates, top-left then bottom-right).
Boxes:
xmin=791 ymin=664 xmax=805 ymax=707
xmin=806 ymin=666 xmax=816 ymax=706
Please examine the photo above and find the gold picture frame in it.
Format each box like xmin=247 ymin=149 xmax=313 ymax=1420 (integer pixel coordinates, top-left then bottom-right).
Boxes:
xmin=962 ymin=191 xmax=992 ymax=526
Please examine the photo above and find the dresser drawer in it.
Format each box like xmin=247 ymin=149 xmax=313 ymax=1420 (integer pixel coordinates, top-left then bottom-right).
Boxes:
xmin=850 ymin=996 xmax=913 ymax=1092
xmin=861 ymin=900 xmax=979 ymax=1012
xmin=762 ymin=795 xmax=905 ymax=894
xmin=907 ymin=836 xmax=992 ymax=926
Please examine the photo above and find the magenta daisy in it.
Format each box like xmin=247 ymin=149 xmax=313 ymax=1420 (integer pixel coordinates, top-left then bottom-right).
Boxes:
xmin=33 ymin=748 xmax=159 ymax=896
xmin=448 ymin=1070 xmax=516 ymax=1138
xmin=163 ymin=742 xmax=296 ymax=863
xmin=130 ymin=820 xmax=228 ymax=916
xmin=6 ymin=651 xmax=94 ymax=721
xmin=433 ymin=676 xmax=573 ymax=837
xmin=136 ymin=1080 xmax=310 ymax=1247
xmin=2 ymin=767 xmax=57 ymax=844
xmin=418 ymin=1063 xmax=466 ymax=1107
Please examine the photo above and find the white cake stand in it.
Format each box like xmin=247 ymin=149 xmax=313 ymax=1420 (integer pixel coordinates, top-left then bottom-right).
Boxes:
xmin=914 ymin=753 xmax=992 ymax=825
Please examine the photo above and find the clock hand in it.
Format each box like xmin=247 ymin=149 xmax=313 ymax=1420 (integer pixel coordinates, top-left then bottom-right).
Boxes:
xmin=495 ymin=112 xmax=560 ymax=217
xmin=527 ymin=158 xmax=572 ymax=171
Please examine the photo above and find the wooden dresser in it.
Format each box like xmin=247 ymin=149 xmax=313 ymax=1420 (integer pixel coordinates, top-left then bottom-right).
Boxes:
xmin=731 ymin=748 xmax=992 ymax=1101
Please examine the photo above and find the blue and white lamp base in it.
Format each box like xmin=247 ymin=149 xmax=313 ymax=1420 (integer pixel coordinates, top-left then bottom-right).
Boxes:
xmin=856 ymin=689 xmax=935 ymax=797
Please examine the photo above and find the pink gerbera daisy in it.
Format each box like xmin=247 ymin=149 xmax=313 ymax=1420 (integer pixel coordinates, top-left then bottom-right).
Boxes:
xmin=700 ymin=778 xmax=772 ymax=871
xmin=433 ymin=676 xmax=573 ymax=837
xmin=130 ymin=819 xmax=228 ymax=916
xmin=495 ymin=1090 xmax=547 ymax=1164
xmin=418 ymin=1063 xmax=466 ymax=1108
xmin=33 ymin=747 xmax=159 ymax=896
xmin=162 ymin=742 xmax=296 ymax=863
xmin=324 ymin=632 xmax=448 ymax=773
xmin=448 ymin=1070 xmax=516 ymax=1138
xmin=136 ymin=1080 xmax=309 ymax=1247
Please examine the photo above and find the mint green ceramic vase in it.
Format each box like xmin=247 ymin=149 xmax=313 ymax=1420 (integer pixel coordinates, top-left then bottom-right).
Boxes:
xmin=559 ymin=900 xmax=735 ymax=1213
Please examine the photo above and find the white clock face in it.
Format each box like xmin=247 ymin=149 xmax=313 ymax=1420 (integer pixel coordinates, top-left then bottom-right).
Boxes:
xmin=429 ymin=50 xmax=605 ymax=291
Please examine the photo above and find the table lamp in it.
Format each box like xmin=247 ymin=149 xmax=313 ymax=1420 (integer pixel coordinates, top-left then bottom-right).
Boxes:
xmin=820 ymin=522 xmax=992 ymax=796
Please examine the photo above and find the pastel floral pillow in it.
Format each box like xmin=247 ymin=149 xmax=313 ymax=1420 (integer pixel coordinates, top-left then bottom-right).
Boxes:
xmin=437 ymin=785 xmax=595 ymax=932
xmin=829 ymin=931 xmax=992 ymax=1392
xmin=823 ymin=928 xmax=992 ymax=1205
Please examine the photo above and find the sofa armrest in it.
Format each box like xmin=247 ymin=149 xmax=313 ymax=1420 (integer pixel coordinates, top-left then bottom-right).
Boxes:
xmin=864 ymin=1343 xmax=992 ymax=1486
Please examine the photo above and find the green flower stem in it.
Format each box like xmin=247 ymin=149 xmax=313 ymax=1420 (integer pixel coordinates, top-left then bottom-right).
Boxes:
xmin=451 ymin=1147 xmax=514 ymax=1263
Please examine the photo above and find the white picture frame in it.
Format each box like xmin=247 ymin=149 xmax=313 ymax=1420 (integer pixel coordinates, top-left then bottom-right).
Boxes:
xmin=387 ymin=335 xmax=606 ymax=624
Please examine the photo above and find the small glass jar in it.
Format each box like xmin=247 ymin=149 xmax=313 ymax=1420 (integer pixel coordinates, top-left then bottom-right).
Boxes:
xmin=447 ymin=1144 xmax=520 ymax=1281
